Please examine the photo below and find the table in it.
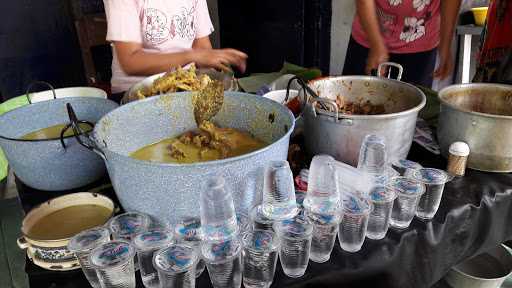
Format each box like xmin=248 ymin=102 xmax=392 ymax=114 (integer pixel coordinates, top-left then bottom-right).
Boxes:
xmin=19 ymin=144 xmax=512 ymax=288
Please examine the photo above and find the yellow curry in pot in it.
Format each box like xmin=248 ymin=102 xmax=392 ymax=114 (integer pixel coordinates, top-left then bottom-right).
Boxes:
xmin=130 ymin=121 xmax=266 ymax=164
xmin=21 ymin=123 xmax=93 ymax=140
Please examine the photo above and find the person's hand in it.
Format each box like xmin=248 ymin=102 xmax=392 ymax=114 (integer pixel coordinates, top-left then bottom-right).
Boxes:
xmin=193 ymin=48 xmax=248 ymax=73
xmin=434 ymin=46 xmax=454 ymax=79
xmin=366 ymin=44 xmax=389 ymax=75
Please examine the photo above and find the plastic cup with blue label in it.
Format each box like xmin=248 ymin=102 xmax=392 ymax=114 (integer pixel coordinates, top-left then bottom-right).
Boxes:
xmin=153 ymin=244 xmax=197 ymax=288
xmin=89 ymin=240 xmax=136 ymax=288
xmin=241 ymin=229 xmax=280 ymax=288
xmin=389 ymin=177 xmax=425 ymax=229
xmin=412 ymin=168 xmax=449 ymax=220
xmin=133 ymin=229 xmax=174 ymax=288
xmin=174 ymin=217 xmax=206 ymax=278
xmin=366 ymin=186 xmax=397 ymax=240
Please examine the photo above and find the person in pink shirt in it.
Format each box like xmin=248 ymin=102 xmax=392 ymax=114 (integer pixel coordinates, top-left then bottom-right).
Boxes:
xmin=343 ymin=0 xmax=461 ymax=87
xmin=103 ymin=0 xmax=247 ymax=101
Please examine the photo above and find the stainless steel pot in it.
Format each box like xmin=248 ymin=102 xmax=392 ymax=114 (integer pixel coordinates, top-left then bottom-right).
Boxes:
xmin=438 ymin=83 xmax=512 ymax=172
xmin=304 ymin=64 xmax=426 ymax=166
xmin=0 ymin=96 xmax=118 ymax=190
xmin=70 ymin=92 xmax=295 ymax=225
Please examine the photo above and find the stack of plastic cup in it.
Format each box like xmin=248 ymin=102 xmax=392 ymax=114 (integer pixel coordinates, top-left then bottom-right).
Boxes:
xmin=391 ymin=159 xmax=423 ymax=177
xmin=275 ymin=215 xmax=313 ymax=278
xmin=174 ymin=217 xmax=206 ymax=278
xmin=336 ymin=161 xmax=374 ymax=198
xmin=366 ymin=186 xmax=397 ymax=240
xmin=153 ymin=244 xmax=197 ymax=288
xmin=339 ymin=194 xmax=372 ymax=252
xmin=202 ymin=238 xmax=243 ymax=288
xmin=68 ymin=227 xmax=111 ymax=288
xmin=261 ymin=161 xmax=299 ymax=221
xmin=200 ymin=177 xmax=239 ymax=241
xmin=89 ymin=240 xmax=136 ymax=288
xmin=133 ymin=229 xmax=174 ymax=288
xmin=412 ymin=168 xmax=449 ymax=220
xmin=241 ymin=230 xmax=280 ymax=288
xmin=357 ymin=134 xmax=387 ymax=175
xmin=389 ymin=177 xmax=425 ymax=229
xmin=303 ymin=155 xmax=341 ymax=263
xmin=250 ymin=205 xmax=275 ymax=232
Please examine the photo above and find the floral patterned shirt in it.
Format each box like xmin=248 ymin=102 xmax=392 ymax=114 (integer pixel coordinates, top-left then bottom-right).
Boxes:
xmin=351 ymin=0 xmax=441 ymax=53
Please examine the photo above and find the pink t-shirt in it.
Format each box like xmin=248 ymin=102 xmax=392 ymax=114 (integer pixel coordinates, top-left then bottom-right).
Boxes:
xmin=351 ymin=0 xmax=440 ymax=54
xmin=104 ymin=0 xmax=214 ymax=93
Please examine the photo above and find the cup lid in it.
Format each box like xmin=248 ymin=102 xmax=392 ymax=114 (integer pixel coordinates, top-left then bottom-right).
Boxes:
xmin=68 ymin=227 xmax=110 ymax=253
xmin=390 ymin=177 xmax=426 ymax=196
xmin=89 ymin=240 xmax=135 ymax=269
xmin=276 ymin=215 xmax=313 ymax=236
xmin=109 ymin=212 xmax=150 ymax=238
xmin=133 ymin=229 xmax=173 ymax=250
xmin=174 ymin=217 xmax=203 ymax=242
xmin=241 ymin=230 xmax=278 ymax=251
xmin=449 ymin=142 xmax=470 ymax=157
xmin=201 ymin=238 xmax=241 ymax=263
xmin=413 ymin=168 xmax=449 ymax=185
xmin=369 ymin=185 xmax=397 ymax=203
xmin=153 ymin=244 xmax=197 ymax=273
xmin=342 ymin=194 xmax=371 ymax=214
xmin=250 ymin=205 xmax=273 ymax=225
xmin=392 ymin=159 xmax=423 ymax=170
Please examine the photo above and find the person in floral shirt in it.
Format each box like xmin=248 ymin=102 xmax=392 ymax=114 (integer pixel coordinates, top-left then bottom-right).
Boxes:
xmin=343 ymin=0 xmax=461 ymax=87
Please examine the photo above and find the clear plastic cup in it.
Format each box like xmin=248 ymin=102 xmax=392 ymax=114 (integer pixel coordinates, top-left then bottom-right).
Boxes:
xmin=133 ymin=229 xmax=174 ymax=288
xmin=389 ymin=177 xmax=426 ymax=229
xmin=412 ymin=168 xmax=449 ymax=220
xmin=153 ymin=244 xmax=197 ymax=288
xmin=304 ymin=155 xmax=340 ymax=216
xmin=261 ymin=161 xmax=299 ymax=221
xmin=202 ymin=238 xmax=243 ymax=288
xmin=366 ymin=186 xmax=397 ymax=240
xmin=241 ymin=230 xmax=279 ymax=288
xmin=174 ymin=217 xmax=206 ymax=278
xmin=391 ymin=159 xmax=423 ymax=177
xmin=250 ymin=205 xmax=275 ymax=232
xmin=357 ymin=134 xmax=387 ymax=175
xmin=306 ymin=210 xmax=340 ymax=263
xmin=275 ymin=215 xmax=313 ymax=278
xmin=338 ymin=194 xmax=372 ymax=252
xmin=108 ymin=212 xmax=151 ymax=241
xmin=200 ymin=177 xmax=239 ymax=241
xmin=68 ymin=227 xmax=111 ymax=288
xmin=89 ymin=240 xmax=136 ymax=288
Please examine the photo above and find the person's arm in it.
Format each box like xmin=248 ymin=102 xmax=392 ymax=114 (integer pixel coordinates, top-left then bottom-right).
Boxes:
xmin=356 ymin=0 xmax=389 ymax=75
xmin=434 ymin=0 xmax=462 ymax=79
xmin=114 ymin=41 xmax=247 ymax=76
xmin=193 ymin=36 xmax=213 ymax=50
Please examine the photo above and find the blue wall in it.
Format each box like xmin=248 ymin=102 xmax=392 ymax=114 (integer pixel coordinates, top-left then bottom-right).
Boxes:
xmin=0 ymin=0 xmax=87 ymax=100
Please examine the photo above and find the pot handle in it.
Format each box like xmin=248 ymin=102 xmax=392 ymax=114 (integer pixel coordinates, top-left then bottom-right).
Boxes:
xmin=311 ymin=98 xmax=339 ymax=122
xmin=25 ymin=81 xmax=57 ymax=104
xmin=286 ymin=76 xmax=330 ymax=111
xmin=377 ymin=62 xmax=403 ymax=81
xmin=17 ymin=237 xmax=29 ymax=249
xmin=66 ymin=103 xmax=106 ymax=160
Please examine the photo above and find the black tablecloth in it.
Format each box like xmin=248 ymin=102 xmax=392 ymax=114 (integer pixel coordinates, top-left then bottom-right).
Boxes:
xmin=22 ymin=144 xmax=512 ymax=288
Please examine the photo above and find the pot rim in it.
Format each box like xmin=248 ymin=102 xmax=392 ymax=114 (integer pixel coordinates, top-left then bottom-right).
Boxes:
xmin=20 ymin=192 xmax=114 ymax=245
xmin=308 ymin=76 xmax=427 ymax=120
xmin=450 ymin=244 xmax=512 ymax=281
xmin=94 ymin=91 xmax=296 ymax=167
xmin=438 ymin=83 xmax=512 ymax=120
xmin=0 ymin=97 xmax=118 ymax=142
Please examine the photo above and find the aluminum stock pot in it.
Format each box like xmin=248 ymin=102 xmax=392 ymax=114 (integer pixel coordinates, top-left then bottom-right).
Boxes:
xmin=437 ymin=83 xmax=512 ymax=172
xmin=70 ymin=92 xmax=295 ymax=225
xmin=303 ymin=64 xmax=426 ymax=166
xmin=0 ymin=93 xmax=118 ymax=190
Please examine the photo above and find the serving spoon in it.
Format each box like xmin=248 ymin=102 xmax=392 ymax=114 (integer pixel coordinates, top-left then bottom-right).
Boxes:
xmin=193 ymin=80 xmax=224 ymax=125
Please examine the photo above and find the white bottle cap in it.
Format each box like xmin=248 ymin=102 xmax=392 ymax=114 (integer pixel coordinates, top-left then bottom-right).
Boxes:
xmin=449 ymin=142 xmax=470 ymax=157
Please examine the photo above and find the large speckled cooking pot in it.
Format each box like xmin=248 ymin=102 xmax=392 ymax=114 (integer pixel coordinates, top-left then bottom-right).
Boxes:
xmin=70 ymin=92 xmax=294 ymax=225
xmin=0 ymin=97 xmax=118 ymax=190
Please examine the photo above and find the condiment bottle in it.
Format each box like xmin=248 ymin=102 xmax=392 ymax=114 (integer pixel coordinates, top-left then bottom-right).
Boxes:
xmin=447 ymin=142 xmax=470 ymax=177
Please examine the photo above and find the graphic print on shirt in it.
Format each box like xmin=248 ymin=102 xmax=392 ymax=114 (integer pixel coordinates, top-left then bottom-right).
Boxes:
xmin=400 ymin=17 xmax=425 ymax=43
xmin=143 ymin=8 xmax=170 ymax=45
xmin=388 ymin=0 xmax=402 ymax=6
xmin=377 ymin=8 xmax=398 ymax=38
xmin=413 ymin=0 xmax=431 ymax=12
xmin=170 ymin=0 xmax=198 ymax=41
